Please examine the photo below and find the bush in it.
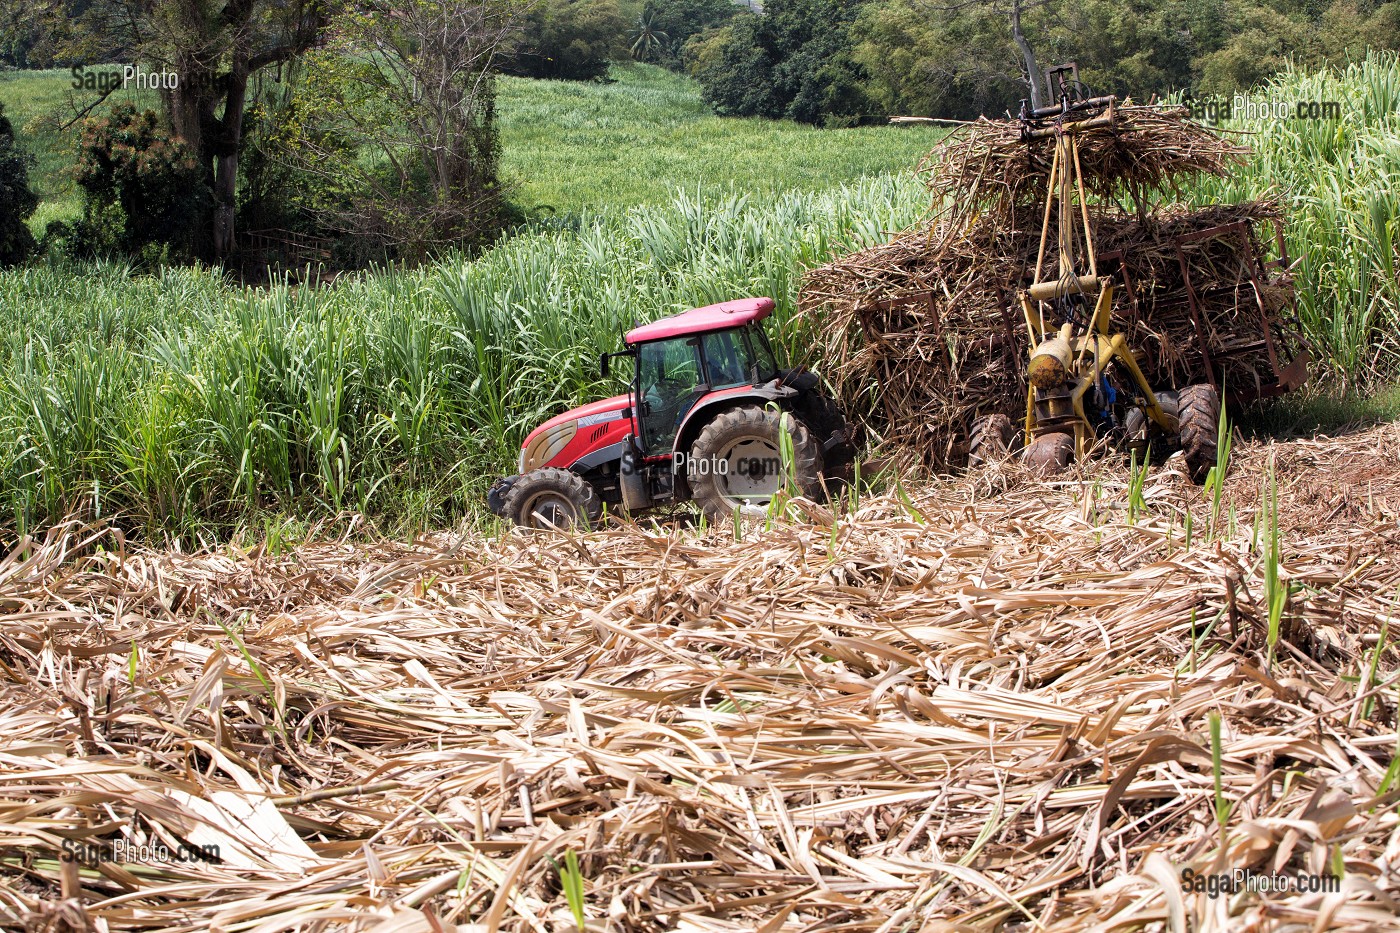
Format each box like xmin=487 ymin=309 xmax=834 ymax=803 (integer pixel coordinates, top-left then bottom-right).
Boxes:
xmin=0 ymin=101 xmax=38 ymax=266
xmin=68 ymin=105 xmax=211 ymax=261
xmin=267 ymin=1 xmax=519 ymax=267
xmin=504 ymin=0 xmax=630 ymax=81
xmin=689 ymin=0 xmax=873 ymax=127
xmin=236 ymin=79 xmax=344 ymax=244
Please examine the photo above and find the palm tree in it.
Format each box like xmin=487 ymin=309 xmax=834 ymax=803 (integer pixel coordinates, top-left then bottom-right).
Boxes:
xmin=630 ymin=13 xmax=670 ymax=63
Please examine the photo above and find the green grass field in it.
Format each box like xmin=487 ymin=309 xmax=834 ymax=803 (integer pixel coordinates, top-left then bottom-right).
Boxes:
xmin=1 ymin=63 xmax=943 ymax=230
xmin=498 ymin=64 xmax=944 ymax=212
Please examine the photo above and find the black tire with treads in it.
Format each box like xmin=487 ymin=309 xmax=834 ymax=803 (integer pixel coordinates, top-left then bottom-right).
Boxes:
xmin=1176 ymin=383 xmax=1220 ymax=484
xmin=1023 ymin=431 xmax=1074 ymax=477
xmin=968 ymin=413 xmax=1016 ymax=467
xmin=502 ymin=467 xmax=601 ymax=530
xmin=1124 ymin=390 xmax=1179 ymax=451
xmin=689 ymin=406 xmax=821 ymax=523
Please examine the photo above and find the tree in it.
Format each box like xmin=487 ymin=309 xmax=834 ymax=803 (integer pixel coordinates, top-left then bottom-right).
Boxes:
xmin=630 ymin=11 xmax=670 ymax=62
xmin=1197 ymin=2 xmax=1309 ymax=95
xmin=642 ymin=0 xmax=737 ymax=68
xmin=689 ymin=0 xmax=874 ymax=126
xmin=0 ymin=0 xmax=130 ymax=68
xmin=856 ymin=0 xmax=1052 ymax=109
xmin=158 ymin=0 xmax=332 ymax=259
xmin=0 ymin=101 xmax=39 ymax=266
xmin=852 ymin=0 xmax=1041 ymax=119
xmin=851 ymin=0 xmax=1233 ymax=120
xmin=49 ymin=0 xmax=335 ymax=260
xmin=274 ymin=0 xmax=522 ymax=258
xmin=1041 ymin=0 xmax=1209 ymax=100
xmin=503 ymin=0 xmax=628 ymax=80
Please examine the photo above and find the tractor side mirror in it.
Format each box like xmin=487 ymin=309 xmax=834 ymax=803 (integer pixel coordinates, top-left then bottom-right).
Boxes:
xmin=600 ymin=352 xmax=610 ymax=378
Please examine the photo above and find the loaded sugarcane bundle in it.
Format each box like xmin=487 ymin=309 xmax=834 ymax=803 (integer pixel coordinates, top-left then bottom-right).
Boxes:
xmin=920 ymin=104 xmax=1251 ymax=222
xmin=800 ymin=105 xmax=1299 ymax=468
xmin=801 ymin=201 xmax=1299 ymax=466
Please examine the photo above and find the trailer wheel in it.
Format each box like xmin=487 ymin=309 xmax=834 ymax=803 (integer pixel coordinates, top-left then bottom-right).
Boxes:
xmin=1023 ymin=431 xmax=1075 ymax=477
xmin=1124 ymin=390 xmax=1179 ymax=460
xmin=502 ymin=468 xmax=601 ymax=530
xmin=689 ymin=406 xmax=821 ymax=523
xmin=968 ymin=413 xmax=1017 ymax=467
xmin=1176 ymin=384 xmax=1220 ymax=484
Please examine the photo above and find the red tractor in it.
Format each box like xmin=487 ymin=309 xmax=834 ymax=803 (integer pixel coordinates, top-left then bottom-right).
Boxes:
xmin=487 ymin=297 xmax=854 ymax=529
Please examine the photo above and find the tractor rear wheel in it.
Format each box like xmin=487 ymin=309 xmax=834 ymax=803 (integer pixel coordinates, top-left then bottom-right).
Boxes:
xmin=1176 ymin=384 xmax=1220 ymax=484
xmin=689 ymin=406 xmax=821 ymax=523
xmin=968 ymin=413 xmax=1017 ymax=467
xmin=1023 ymin=431 xmax=1075 ymax=477
xmin=502 ymin=468 xmax=601 ymax=530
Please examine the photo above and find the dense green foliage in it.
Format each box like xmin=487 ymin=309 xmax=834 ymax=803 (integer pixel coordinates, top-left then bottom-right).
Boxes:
xmin=59 ymin=104 xmax=208 ymax=262
xmin=0 ymin=100 xmax=38 ymax=265
xmin=689 ymin=0 xmax=1400 ymax=124
xmin=505 ymin=0 xmax=630 ymax=80
xmin=638 ymin=0 xmax=737 ymax=68
xmin=0 ymin=0 xmax=131 ymax=69
xmin=689 ymin=0 xmax=873 ymax=126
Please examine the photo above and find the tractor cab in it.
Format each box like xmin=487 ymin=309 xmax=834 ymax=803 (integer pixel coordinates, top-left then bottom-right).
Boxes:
xmin=621 ymin=298 xmax=782 ymax=455
xmin=489 ymin=297 xmax=852 ymax=530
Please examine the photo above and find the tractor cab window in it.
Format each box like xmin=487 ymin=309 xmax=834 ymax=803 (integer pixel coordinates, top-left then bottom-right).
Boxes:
xmin=749 ymin=326 xmax=781 ymax=378
xmin=701 ymin=325 xmax=778 ymax=389
xmin=639 ymin=338 xmax=703 ymax=452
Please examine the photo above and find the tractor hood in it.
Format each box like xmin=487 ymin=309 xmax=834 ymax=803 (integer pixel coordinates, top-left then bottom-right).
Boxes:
xmin=518 ymin=394 xmax=633 ymax=473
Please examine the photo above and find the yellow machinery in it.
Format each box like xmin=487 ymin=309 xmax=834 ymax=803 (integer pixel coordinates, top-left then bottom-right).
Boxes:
xmin=970 ymin=70 xmax=1221 ymax=480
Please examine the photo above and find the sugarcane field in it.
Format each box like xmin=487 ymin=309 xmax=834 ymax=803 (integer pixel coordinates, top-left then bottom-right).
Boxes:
xmin=5 ymin=4 xmax=1400 ymax=932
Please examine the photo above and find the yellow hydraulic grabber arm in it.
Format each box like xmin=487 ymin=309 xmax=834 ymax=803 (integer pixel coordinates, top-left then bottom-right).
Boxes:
xmin=1009 ymin=67 xmax=1183 ymax=474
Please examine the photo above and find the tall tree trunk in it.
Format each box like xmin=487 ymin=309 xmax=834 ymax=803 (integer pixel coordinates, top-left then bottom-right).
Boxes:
xmin=168 ymin=65 xmax=247 ymax=260
xmin=212 ymin=65 xmax=248 ymax=260
xmin=154 ymin=0 xmax=325 ymax=263
xmin=167 ymin=57 xmax=221 ymax=260
xmin=1011 ymin=0 xmax=1046 ymax=110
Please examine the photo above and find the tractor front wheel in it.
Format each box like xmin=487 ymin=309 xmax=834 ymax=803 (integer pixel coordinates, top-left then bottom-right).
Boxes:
xmin=689 ymin=406 xmax=821 ymax=523
xmin=502 ymin=468 xmax=601 ymax=530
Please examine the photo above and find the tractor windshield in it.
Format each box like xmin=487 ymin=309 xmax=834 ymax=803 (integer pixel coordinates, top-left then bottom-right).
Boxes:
xmin=701 ymin=325 xmax=778 ymax=389
xmin=639 ymin=337 xmax=703 ymax=452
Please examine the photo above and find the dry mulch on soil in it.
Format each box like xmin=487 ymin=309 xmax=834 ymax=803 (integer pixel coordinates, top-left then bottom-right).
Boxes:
xmin=3 ymin=423 xmax=1400 ymax=932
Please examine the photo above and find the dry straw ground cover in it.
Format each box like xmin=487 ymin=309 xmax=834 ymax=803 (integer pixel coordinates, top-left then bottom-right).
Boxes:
xmin=3 ymin=424 xmax=1400 ymax=931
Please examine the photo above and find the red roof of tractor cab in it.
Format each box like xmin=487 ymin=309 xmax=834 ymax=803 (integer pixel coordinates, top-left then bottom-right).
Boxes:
xmin=624 ymin=297 xmax=774 ymax=345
